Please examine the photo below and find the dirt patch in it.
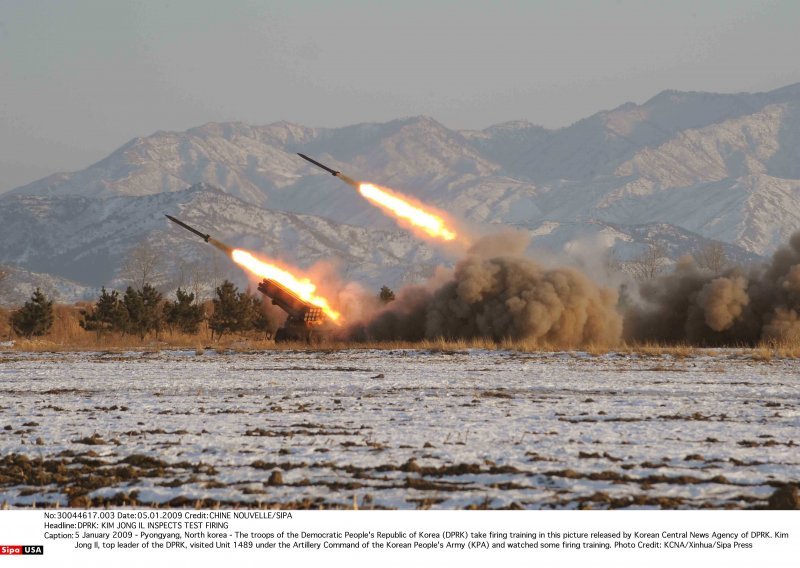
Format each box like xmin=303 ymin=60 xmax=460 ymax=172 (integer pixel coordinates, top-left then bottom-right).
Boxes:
xmin=481 ymin=390 xmax=514 ymax=399
xmin=0 ymin=453 xmax=219 ymax=506
xmin=73 ymin=434 xmax=107 ymax=445
xmin=767 ymin=485 xmax=799 ymax=510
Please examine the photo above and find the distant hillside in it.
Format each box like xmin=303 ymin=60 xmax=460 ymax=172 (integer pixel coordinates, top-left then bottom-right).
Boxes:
xmin=0 ymin=184 xmax=444 ymax=299
xmin=6 ymin=83 xmax=800 ymax=297
xmin=0 ymin=265 xmax=96 ymax=306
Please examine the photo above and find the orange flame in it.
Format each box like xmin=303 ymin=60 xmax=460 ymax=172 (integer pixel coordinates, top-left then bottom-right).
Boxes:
xmin=231 ymin=249 xmax=341 ymax=322
xmin=358 ymin=183 xmax=458 ymax=242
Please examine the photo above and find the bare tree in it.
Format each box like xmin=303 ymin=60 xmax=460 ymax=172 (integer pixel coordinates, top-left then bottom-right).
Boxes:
xmin=120 ymin=241 xmax=167 ymax=290
xmin=171 ymin=253 xmax=227 ymax=305
xmin=0 ymin=265 xmax=9 ymax=305
xmin=629 ymin=242 xmax=670 ymax=281
xmin=603 ymin=248 xmax=624 ymax=279
xmin=694 ymin=242 xmax=729 ymax=274
xmin=173 ymin=259 xmax=190 ymax=291
xmin=188 ymin=260 xmax=214 ymax=305
xmin=209 ymin=252 xmax=231 ymax=295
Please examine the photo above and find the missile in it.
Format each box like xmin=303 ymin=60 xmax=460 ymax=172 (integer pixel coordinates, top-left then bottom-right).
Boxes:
xmin=297 ymin=153 xmax=359 ymax=189
xmin=165 ymin=215 xmax=234 ymax=256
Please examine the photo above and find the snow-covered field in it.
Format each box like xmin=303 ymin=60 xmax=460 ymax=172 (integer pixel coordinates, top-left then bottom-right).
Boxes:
xmin=0 ymin=349 xmax=797 ymax=509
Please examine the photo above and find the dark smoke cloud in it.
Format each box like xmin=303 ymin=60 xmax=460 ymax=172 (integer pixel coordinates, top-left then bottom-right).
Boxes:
xmin=348 ymin=232 xmax=622 ymax=346
xmin=344 ymin=230 xmax=800 ymax=347
xmin=624 ymin=231 xmax=800 ymax=345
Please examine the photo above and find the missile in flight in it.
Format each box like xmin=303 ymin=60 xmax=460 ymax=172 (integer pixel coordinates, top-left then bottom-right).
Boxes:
xmin=297 ymin=153 xmax=359 ymax=189
xmin=164 ymin=215 xmax=234 ymax=256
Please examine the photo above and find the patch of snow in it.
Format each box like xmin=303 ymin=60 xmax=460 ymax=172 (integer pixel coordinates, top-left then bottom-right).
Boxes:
xmin=0 ymin=349 xmax=796 ymax=509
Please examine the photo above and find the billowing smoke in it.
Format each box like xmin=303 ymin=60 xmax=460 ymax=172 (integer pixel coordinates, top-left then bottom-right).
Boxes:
xmin=342 ymin=228 xmax=800 ymax=347
xmin=625 ymin=232 xmax=800 ymax=345
xmin=347 ymin=232 xmax=623 ymax=347
xmin=697 ymin=275 xmax=749 ymax=331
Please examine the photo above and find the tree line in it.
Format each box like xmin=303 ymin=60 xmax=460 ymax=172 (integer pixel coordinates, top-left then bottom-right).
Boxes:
xmin=606 ymin=241 xmax=730 ymax=282
xmin=8 ymin=281 xmax=276 ymax=340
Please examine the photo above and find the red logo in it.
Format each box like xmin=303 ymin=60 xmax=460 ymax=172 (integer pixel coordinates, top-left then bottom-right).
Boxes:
xmin=0 ymin=545 xmax=44 ymax=555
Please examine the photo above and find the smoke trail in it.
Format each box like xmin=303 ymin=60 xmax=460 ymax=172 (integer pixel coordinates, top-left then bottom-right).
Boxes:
xmin=624 ymin=231 xmax=800 ymax=345
xmin=348 ymin=232 xmax=622 ymax=346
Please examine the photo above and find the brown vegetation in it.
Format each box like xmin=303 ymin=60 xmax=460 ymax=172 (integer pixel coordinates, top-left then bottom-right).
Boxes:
xmin=0 ymin=307 xmax=10 ymax=340
xmin=3 ymin=302 xmax=799 ymax=358
xmin=2 ymin=302 xmax=210 ymax=351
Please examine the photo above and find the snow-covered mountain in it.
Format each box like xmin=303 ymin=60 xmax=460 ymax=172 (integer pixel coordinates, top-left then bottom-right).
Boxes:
xmin=0 ymin=184 xmax=761 ymax=304
xmin=0 ymin=184 xmax=445 ymax=303
xmin=5 ymin=83 xmax=800 ymax=299
xmin=0 ymin=265 xmax=96 ymax=306
xmin=520 ymin=220 xmax=761 ymax=270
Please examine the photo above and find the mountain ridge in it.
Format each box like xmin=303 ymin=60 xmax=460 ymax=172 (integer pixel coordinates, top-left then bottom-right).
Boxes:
xmin=3 ymin=83 xmax=800 ymax=301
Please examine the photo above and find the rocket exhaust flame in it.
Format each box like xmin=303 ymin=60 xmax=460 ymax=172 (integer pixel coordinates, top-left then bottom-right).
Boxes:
xmin=231 ymin=250 xmax=341 ymax=322
xmin=358 ymin=183 xmax=458 ymax=242
xmin=165 ymin=214 xmax=340 ymax=322
xmin=297 ymin=154 xmax=461 ymax=243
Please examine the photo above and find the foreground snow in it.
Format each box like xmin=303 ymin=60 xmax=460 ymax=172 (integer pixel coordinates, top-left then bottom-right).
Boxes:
xmin=0 ymin=349 xmax=797 ymax=509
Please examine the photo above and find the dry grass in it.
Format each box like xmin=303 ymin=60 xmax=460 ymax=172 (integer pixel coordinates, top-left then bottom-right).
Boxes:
xmin=614 ymin=342 xmax=698 ymax=358
xmin=0 ymin=306 xmax=13 ymax=340
xmin=758 ymin=337 xmax=800 ymax=359
xmin=616 ymin=338 xmax=800 ymax=360
xmin=750 ymin=337 xmax=800 ymax=360
xmin=5 ymin=304 xmax=214 ymax=352
xmin=3 ymin=303 xmax=800 ymax=359
xmin=750 ymin=346 xmax=773 ymax=362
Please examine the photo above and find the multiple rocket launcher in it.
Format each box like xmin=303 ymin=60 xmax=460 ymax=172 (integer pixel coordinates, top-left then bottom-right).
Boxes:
xmin=165 ymin=214 xmax=327 ymax=342
xmin=165 ymin=154 xmax=356 ymax=342
xmin=166 ymin=153 xmax=452 ymax=341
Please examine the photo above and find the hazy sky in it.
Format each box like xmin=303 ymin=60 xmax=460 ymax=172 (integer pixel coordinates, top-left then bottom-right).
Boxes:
xmin=2 ymin=0 xmax=799 ymax=191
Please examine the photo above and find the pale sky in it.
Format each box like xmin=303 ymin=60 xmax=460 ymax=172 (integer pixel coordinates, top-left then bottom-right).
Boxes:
xmin=2 ymin=0 xmax=798 ymax=192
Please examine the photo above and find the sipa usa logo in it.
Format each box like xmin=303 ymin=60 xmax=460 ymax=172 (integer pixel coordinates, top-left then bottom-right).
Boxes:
xmin=0 ymin=545 xmax=44 ymax=555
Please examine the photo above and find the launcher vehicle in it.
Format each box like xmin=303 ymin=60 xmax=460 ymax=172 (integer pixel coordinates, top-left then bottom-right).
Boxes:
xmin=257 ymin=278 xmax=330 ymax=343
